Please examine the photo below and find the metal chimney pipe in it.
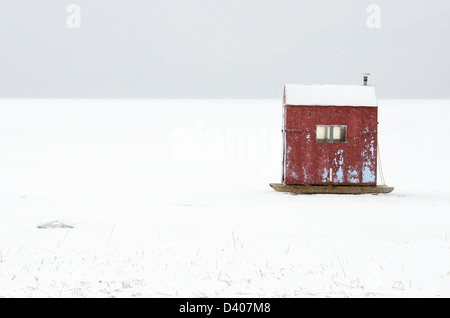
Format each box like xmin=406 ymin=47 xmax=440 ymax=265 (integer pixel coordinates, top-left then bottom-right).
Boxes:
xmin=363 ymin=73 xmax=370 ymax=86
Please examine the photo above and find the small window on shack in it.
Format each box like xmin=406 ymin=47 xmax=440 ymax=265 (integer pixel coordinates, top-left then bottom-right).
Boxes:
xmin=316 ymin=125 xmax=347 ymax=143
xmin=316 ymin=125 xmax=330 ymax=142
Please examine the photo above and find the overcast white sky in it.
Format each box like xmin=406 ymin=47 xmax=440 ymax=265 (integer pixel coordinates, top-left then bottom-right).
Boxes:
xmin=0 ymin=0 xmax=449 ymax=98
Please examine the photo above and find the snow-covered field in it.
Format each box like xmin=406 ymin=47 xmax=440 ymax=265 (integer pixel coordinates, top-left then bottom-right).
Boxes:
xmin=0 ymin=99 xmax=449 ymax=298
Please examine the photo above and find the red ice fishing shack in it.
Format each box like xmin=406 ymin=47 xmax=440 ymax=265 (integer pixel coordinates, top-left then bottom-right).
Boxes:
xmin=271 ymin=77 xmax=394 ymax=194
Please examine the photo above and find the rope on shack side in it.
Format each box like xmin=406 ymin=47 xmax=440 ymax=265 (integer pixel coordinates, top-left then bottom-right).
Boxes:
xmin=377 ymin=142 xmax=386 ymax=186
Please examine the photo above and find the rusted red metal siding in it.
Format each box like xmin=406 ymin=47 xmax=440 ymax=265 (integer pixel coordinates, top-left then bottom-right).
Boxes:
xmin=283 ymin=105 xmax=378 ymax=185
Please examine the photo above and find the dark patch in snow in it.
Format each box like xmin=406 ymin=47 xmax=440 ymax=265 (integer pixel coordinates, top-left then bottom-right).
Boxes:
xmin=37 ymin=220 xmax=75 ymax=229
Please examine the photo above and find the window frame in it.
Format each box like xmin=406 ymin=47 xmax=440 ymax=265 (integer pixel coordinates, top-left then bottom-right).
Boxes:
xmin=316 ymin=125 xmax=347 ymax=143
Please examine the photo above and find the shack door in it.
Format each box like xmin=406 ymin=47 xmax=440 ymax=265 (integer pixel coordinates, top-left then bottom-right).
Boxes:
xmin=284 ymin=105 xmax=324 ymax=185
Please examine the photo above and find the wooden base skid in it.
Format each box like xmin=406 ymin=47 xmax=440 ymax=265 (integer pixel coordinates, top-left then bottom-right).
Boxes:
xmin=270 ymin=183 xmax=394 ymax=195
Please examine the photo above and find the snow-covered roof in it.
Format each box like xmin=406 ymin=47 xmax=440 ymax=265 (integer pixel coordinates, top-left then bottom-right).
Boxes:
xmin=284 ymin=84 xmax=377 ymax=107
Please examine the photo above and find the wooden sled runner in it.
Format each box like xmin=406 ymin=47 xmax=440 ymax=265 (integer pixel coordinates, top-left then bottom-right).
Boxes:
xmin=270 ymin=183 xmax=394 ymax=195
